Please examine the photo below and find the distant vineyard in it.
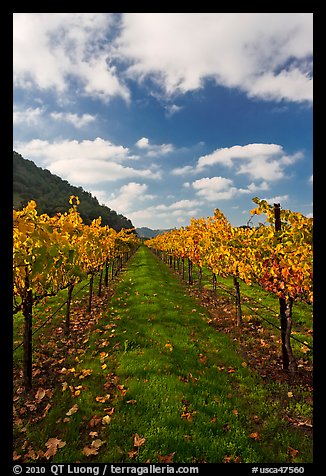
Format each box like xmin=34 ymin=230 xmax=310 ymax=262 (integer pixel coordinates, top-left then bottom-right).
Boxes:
xmin=13 ymin=196 xmax=140 ymax=389
xmin=145 ymin=198 xmax=313 ymax=372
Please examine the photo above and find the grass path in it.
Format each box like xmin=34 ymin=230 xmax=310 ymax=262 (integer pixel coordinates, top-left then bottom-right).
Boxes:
xmin=14 ymin=245 xmax=312 ymax=463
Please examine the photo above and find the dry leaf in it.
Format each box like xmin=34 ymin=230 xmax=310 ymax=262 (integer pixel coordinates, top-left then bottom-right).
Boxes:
xmin=96 ymin=396 xmax=107 ymax=403
xmin=128 ymin=449 xmax=137 ymax=459
xmin=249 ymin=432 xmax=261 ymax=440
xmin=181 ymin=411 xmax=193 ymax=421
xmin=83 ymin=446 xmax=98 ymax=457
xmin=89 ymin=431 xmax=98 ymax=438
xmin=126 ymin=399 xmax=137 ymax=405
xmin=44 ymin=438 xmax=66 ymax=460
xmin=288 ymin=447 xmax=299 ymax=457
xmin=157 ymin=452 xmax=175 ymax=463
xmin=102 ymin=415 xmax=111 ymax=425
xmin=66 ymin=404 xmax=79 ymax=416
xmin=89 ymin=415 xmax=102 ymax=427
xmin=232 ymin=409 xmax=238 ymax=416
xmin=35 ymin=388 xmax=46 ymax=401
xmin=91 ymin=439 xmax=105 ymax=449
xmin=13 ymin=451 xmax=21 ymax=461
xmin=42 ymin=403 xmax=51 ymax=418
xmin=133 ymin=433 xmax=146 ymax=448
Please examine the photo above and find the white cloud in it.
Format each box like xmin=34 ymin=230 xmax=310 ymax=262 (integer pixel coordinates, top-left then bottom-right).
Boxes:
xmin=135 ymin=137 xmax=150 ymax=149
xmin=135 ymin=137 xmax=174 ymax=157
xmin=171 ymin=165 xmax=198 ymax=176
xmin=106 ymin=182 xmax=156 ymax=213
xmin=13 ymin=13 xmax=312 ymax=105
xmin=192 ymin=176 xmax=239 ymax=201
xmin=50 ymin=111 xmax=96 ymax=128
xmin=192 ymin=176 xmax=271 ymax=202
xmin=13 ymin=106 xmax=45 ymax=125
xmin=165 ymin=104 xmax=183 ymax=116
xmin=174 ymin=143 xmax=303 ymax=182
xmin=127 ymin=199 xmax=201 ymax=228
xmin=115 ymin=13 xmax=312 ymax=103
xmin=13 ymin=13 xmax=129 ymax=102
xmin=262 ymin=195 xmax=289 ymax=205
xmin=14 ymin=137 xmax=161 ymax=186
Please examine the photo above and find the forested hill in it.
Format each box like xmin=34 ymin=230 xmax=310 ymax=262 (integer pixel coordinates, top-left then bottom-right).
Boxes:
xmin=13 ymin=151 xmax=134 ymax=232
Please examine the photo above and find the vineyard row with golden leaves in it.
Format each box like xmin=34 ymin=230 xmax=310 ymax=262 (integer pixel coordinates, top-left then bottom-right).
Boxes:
xmin=145 ymin=198 xmax=313 ymax=304
xmin=13 ymin=196 xmax=140 ymax=309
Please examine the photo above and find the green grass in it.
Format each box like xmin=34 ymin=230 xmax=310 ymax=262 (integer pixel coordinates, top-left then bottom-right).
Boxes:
xmin=13 ymin=245 xmax=312 ymax=463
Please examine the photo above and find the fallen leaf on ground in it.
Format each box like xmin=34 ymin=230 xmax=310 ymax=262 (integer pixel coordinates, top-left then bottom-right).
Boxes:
xmin=288 ymin=447 xmax=299 ymax=458
xmin=133 ymin=433 xmax=146 ymax=447
xmin=42 ymin=403 xmax=51 ymax=418
xmin=181 ymin=411 xmax=193 ymax=421
xmin=44 ymin=438 xmax=66 ymax=460
xmin=83 ymin=446 xmax=98 ymax=457
xmin=157 ymin=452 xmax=175 ymax=463
xmin=35 ymin=388 xmax=46 ymax=401
xmin=66 ymin=404 xmax=79 ymax=416
xmin=89 ymin=415 xmax=102 ymax=428
xmin=96 ymin=396 xmax=108 ymax=403
xmin=249 ymin=432 xmax=261 ymax=440
xmin=102 ymin=415 xmax=111 ymax=425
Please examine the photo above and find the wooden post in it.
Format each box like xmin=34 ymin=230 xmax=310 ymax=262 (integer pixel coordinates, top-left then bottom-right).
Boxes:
xmin=22 ymin=270 xmax=33 ymax=390
xmin=274 ymin=203 xmax=297 ymax=372
xmin=104 ymin=260 xmax=109 ymax=287
xmin=98 ymin=268 xmax=103 ymax=296
xmin=65 ymin=283 xmax=74 ymax=336
xmin=87 ymin=274 xmax=94 ymax=313
xmin=212 ymin=273 xmax=217 ymax=300
xmin=198 ymin=267 xmax=203 ymax=292
xmin=233 ymin=276 xmax=242 ymax=326
xmin=188 ymin=259 xmax=193 ymax=285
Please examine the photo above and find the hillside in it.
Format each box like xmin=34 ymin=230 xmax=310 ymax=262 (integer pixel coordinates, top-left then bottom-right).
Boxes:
xmin=136 ymin=227 xmax=172 ymax=238
xmin=13 ymin=151 xmax=134 ymax=231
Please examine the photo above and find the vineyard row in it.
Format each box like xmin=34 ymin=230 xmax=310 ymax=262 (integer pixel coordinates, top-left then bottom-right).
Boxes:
xmin=145 ymin=198 xmax=313 ymax=372
xmin=13 ymin=196 xmax=141 ymax=389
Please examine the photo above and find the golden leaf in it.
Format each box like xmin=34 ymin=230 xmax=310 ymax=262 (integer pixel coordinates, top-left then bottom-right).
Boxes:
xmin=133 ymin=433 xmax=146 ymax=448
xmin=66 ymin=404 xmax=79 ymax=416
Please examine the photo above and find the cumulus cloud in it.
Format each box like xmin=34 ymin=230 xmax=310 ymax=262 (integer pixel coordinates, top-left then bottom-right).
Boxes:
xmin=135 ymin=137 xmax=174 ymax=156
xmin=173 ymin=143 xmax=303 ymax=182
xmin=106 ymin=182 xmax=156 ymax=213
xmin=14 ymin=13 xmax=312 ymax=105
xmin=263 ymin=194 xmax=289 ymax=205
xmin=192 ymin=176 xmax=270 ymax=202
xmin=115 ymin=13 xmax=312 ymax=103
xmin=50 ymin=111 xmax=96 ymax=128
xmin=13 ymin=13 xmax=129 ymax=101
xmin=13 ymin=106 xmax=45 ymax=125
xmin=127 ymin=199 xmax=202 ymax=228
xmin=14 ymin=137 xmax=161 ymax=186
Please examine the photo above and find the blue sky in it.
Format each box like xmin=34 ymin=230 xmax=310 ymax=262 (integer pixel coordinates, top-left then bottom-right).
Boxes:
xmin=13 ymin=13 xmax=313 ymax=229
